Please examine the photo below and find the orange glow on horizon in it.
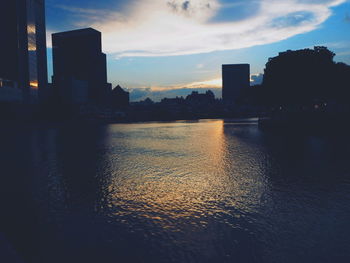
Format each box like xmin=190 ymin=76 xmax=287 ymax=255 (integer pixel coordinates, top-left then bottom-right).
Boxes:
xmin=148 ymin=78 xmax=222 ymax=92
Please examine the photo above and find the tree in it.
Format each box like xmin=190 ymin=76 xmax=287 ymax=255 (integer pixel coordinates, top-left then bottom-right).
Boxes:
xmin=262 ymin=46 xmax=340 ymax=109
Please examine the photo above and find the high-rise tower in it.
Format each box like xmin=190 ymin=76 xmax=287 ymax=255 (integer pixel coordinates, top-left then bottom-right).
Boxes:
xmin=52 ymin=28 xmax=110 ymax=106
xmin=0 ymin=0 xmax=48 ymax=103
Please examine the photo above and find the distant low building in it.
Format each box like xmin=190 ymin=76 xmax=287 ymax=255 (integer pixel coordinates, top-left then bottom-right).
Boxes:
xmin=111 ymin=85 xmax=129 ymax=109
xmin=133 ymin=98 xmax=154 ymax=106
xmin=160 ymin=97 xmax=185 ymax=106
xmin=186 ymin=90 xmax=215 ymax=104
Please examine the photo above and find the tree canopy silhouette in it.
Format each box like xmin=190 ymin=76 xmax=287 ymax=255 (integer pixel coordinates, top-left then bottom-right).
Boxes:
xmin=262 ymin=46 xmax=350 ymax=109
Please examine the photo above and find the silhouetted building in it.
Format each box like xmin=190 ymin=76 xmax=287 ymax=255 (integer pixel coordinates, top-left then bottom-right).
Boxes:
xmin=222 ymin=64 xmax=250 ymax=104
xmin=161 ymin=97 xmax=185 ymax=106
xmin=0 ymin=0 xmax=48 ymax=103
xmin=52 ymin=28 xmax=110 ymax=105
xmin=133 ymin=98 xmax=154 ymax=106
xmin=111 ymin=85 xmax=130 ymax=109
xmin=186 ymin=90 xmax=215 ymax=104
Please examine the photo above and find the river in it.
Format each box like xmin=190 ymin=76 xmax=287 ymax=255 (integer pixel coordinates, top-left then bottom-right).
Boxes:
xmin=0 ymin=120 xmax=349 ymax=262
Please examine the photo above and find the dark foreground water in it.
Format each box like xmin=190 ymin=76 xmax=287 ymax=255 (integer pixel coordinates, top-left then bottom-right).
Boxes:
xmin=0 ymin=120 xmax=349 ymax=263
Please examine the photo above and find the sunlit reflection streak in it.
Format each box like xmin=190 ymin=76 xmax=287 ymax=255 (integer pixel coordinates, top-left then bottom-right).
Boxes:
xmin=102 ymin=120 xmax=270 ymax=232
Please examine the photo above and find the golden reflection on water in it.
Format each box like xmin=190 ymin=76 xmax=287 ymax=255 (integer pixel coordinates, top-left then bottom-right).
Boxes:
xmin=105 ymin=120 xmax=267 ymax=231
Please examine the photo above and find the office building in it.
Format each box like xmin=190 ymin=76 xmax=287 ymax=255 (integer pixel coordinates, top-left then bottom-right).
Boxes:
xmin=0 ymin=0 xmax=48 ymax=103
xmin=222 ymin=64 xmax=250 ymax=104
xmin=52 ymin=28 xmax=110 ymax=106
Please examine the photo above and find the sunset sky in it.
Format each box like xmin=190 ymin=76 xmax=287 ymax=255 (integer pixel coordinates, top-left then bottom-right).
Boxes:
xmin=46 ymin=0 xmax=350 ymax=101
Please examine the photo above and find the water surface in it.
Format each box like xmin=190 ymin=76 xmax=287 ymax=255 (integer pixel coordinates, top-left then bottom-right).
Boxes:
xmin=0 ymin=120 xmax=349 ymax=262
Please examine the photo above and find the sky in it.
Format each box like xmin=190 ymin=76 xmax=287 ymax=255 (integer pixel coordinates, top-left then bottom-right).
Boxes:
xmin=45 ymin=0 xmax=350 ymax=101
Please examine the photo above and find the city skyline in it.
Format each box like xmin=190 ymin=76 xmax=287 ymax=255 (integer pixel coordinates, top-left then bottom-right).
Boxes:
xmin=45 ymin=0 xmax=350 ymax=100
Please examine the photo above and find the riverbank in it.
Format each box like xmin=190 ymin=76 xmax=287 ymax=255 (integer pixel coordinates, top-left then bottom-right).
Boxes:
xmin=259 ymin=112 xmax=350 ymax=133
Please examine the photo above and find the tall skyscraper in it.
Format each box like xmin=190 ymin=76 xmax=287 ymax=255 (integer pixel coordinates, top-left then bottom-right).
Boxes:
xmin=52 ymin=28 xmax=110 ymax=106
xmin=222 ymin=64 xmax=250 ymax=104
xmin=0 ymin=0 xmax=48 ymax=103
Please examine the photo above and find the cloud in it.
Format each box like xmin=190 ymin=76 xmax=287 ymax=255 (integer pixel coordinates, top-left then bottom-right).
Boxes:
xmin=46 ymin=30 xmax=54 ymax=48
xmin=54 ymin=4 xmax=126 ymax=26
xmin=320 ymin=40 xmax=350 ymax=49
xmin=250 ymin=73 xmax=264 ymax=85
xmin=336 ymin=50 xmax=350 ymax=56
xmin=55 ymin=5 xmax=109 ymax=16
xmin=317 ymin=41 xmax=350 ymax=60
xmin=345 ymin=13 xmax=350 ymax=23
xmin=165 ymin=0 xmax=219 ymax=21
xmin=51 ymin=0 xmax=346 ymax=58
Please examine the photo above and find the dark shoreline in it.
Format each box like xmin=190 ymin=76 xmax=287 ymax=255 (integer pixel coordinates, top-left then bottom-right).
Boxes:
xmin=0 ymin=116 xmax=259 ymax=126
